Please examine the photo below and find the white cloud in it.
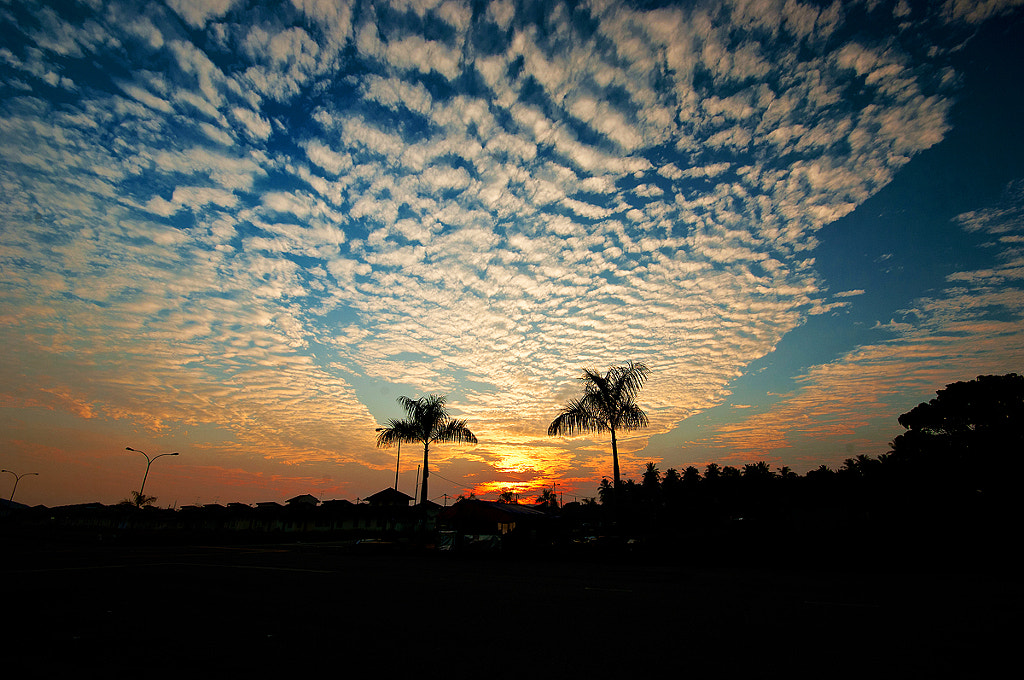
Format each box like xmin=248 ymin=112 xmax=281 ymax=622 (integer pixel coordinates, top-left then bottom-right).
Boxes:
xmin=168 ymin=40 xmax=227 ymax=110
xmin=172 ymin=186 xmax=238 ymax=211
xmin=145 ymin=196 xmax=178 ymax=217
xmin=383 ymin=35 xmax=463 ymax=80
xmin=231 ymin=107 xmax=272 ymax=141
xmin=487 ymin=0 xmax=516 ymax=31
xmin=301 ymin=139 xmax=352 ymax=175
xmin=117 ymin=82 xmax=174 ymax=113
xmin=362 ymin=75 xmax=433 ymax=116
xmin=167 ymin=0 xmax=240 ymax=29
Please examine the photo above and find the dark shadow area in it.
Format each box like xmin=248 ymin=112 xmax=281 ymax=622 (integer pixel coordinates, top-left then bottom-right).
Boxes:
xmin=2 ymin=540 xmax=1014 ymax=678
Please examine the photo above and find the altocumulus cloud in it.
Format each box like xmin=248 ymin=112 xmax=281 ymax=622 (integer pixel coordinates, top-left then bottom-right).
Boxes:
xmin=2 ymin=0 xmax=1023 ymax=500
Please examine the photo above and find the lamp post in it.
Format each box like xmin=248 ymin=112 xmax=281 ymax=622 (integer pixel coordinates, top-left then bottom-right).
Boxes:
xmin=126 ymin=447 xmax=179 ymax=504
xmin=375 ymin=428 xmax=402 ymax=490
xmin=1 ymin=469 xmax=38 ymax=502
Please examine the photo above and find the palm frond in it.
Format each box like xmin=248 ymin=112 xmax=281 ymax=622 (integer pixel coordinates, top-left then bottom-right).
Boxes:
xmin=396 ymin=394 xmax=418 ymax=414
xmin=614 ymin=403 xmax=650 ymax=431
xmin=432 ymin=418 xmax=478 ymax=445
xmin=547 ymin=397 xmax=608 ymax=436
xmin=609 ymin=361 xmax=650 ymax=402
xmin=580 ymin=368 xmax=611 ymax=400
xmin=375 ymin=418 xmax=417 ymax=448
xmin=391 ymin=394 xmax=476 ymax=445
xmin=398 ymin=394 xmax=447 ymax=420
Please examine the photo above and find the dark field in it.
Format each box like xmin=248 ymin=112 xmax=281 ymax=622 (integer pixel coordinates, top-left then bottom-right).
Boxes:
xmin=4 ymin=540 xmax=1016 ymax=678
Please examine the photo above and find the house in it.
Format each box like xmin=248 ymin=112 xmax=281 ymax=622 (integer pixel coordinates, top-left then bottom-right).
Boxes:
xmin=364 ymin=487 xmax=414 ymax=507
xmin=320 ymin=499 xmax=357 ymax=531
xmin=349 ymin=488 xmax=416 ymax=534
xmin=438 ymin=499 xmax=551 ymax=550
xmin=285 ymin=494 xmax=319 ymax=508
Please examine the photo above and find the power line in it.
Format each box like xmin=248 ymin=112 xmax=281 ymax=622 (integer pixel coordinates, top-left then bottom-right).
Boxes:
xmin=429 ymin=471 xmax=469 ymax=488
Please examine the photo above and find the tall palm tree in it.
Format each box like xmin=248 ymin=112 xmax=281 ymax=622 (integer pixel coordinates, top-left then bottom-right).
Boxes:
xmin=378 ymin=394 xmax=477 ymax=505
xmin=547 ymin=361 xmax=650 ymax=495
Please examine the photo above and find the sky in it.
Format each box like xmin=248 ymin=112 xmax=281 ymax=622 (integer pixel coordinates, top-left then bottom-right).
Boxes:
xmin=2 ymin=0 xmax=1024 ymax=509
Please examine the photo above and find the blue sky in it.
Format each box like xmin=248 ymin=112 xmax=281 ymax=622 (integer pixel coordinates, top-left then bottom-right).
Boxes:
xmin=2 ymin=0 xmax=1024 ymax=507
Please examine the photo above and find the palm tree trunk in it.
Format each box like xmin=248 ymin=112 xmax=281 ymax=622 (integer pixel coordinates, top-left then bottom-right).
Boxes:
xmin=610 ymin=427 xmax=621 ymax=490
xmin=610 ymin=427 xmax=621 ymax=522
xmin=420 ymin=441 xmax=429 ymax=505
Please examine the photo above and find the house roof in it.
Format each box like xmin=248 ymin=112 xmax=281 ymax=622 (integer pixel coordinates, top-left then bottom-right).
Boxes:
xmin=365 ymin=487 xmax=414 ymax=505
xmin=285 ymin=494 xmax=319 ymax=506
xmin=321 ymin=498 xmax=356 ymax=508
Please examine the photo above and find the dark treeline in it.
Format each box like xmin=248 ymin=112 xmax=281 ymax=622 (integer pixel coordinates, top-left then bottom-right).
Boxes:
xmin=550 ymin=373 xmax=1022 ymax=567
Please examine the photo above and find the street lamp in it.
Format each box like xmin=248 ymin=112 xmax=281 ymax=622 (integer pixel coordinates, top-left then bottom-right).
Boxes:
xmin=1 ymin=469 xmax=38 ymax=502
xmin=126 ymin=447 xmax=179 ymax=504
xmin=375 ymin=428 xmax=402 ymax=491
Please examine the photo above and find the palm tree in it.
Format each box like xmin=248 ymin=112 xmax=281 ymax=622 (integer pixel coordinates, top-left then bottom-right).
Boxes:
xmin=375 ymin=418 xmax=418 ymax=490
xmin=121 ymin=490 xmax=157 ymax=508
xmin=547 ymin=361 xmax=651 ymax=496
xmin=377 ymin=394 xmax=477 ymax=505
xmin=535 ymin=487 xmax=558 ymax=509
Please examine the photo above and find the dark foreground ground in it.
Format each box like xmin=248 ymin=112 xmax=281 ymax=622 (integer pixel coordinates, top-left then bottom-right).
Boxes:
xmin=4 ymin=539 xmax=1017 ymax=679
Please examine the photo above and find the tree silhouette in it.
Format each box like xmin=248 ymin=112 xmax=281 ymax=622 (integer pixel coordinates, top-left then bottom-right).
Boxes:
xmin=891 ymin=373 xmax=1024 ymax=504
xmin=662 ymin=467 xmax=681 ymax=499
xmin=381 ymin=395 xmax=477 ymax=505
xmin=898 ymin=374 xmax=1023 ymax=433
xmin=547 ymin=361 xmax=651 ymax=497
xmin=642 ymin=462 xmax=661 ymax=489
xmin=893 ymin=374 xmax=1024 ymax=462
xmin=375 ymin=416 xmax=418 ymax=489
xmin=806 ymin=464 xmax=834 ymax=480
xmin=721 ymin=465 xmax=740 ymax=479
xmin=121 ymin=490 xmax=157 ymax=507
xmin=535 ymin=488 xmax=559 ymax=509
xmin=741 ymin=462 xmax=772 ymax=480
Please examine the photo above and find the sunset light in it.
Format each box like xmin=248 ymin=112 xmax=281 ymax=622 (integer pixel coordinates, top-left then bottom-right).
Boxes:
xmin=2 ymin=0 xmax=1024 ymax=509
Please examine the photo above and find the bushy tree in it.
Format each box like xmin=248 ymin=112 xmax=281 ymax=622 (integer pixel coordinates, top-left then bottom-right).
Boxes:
xmin=891 ymin=373 xmax=1024 ymax=503
xmin=893 ymin=374 xmax=1023 ymax=465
